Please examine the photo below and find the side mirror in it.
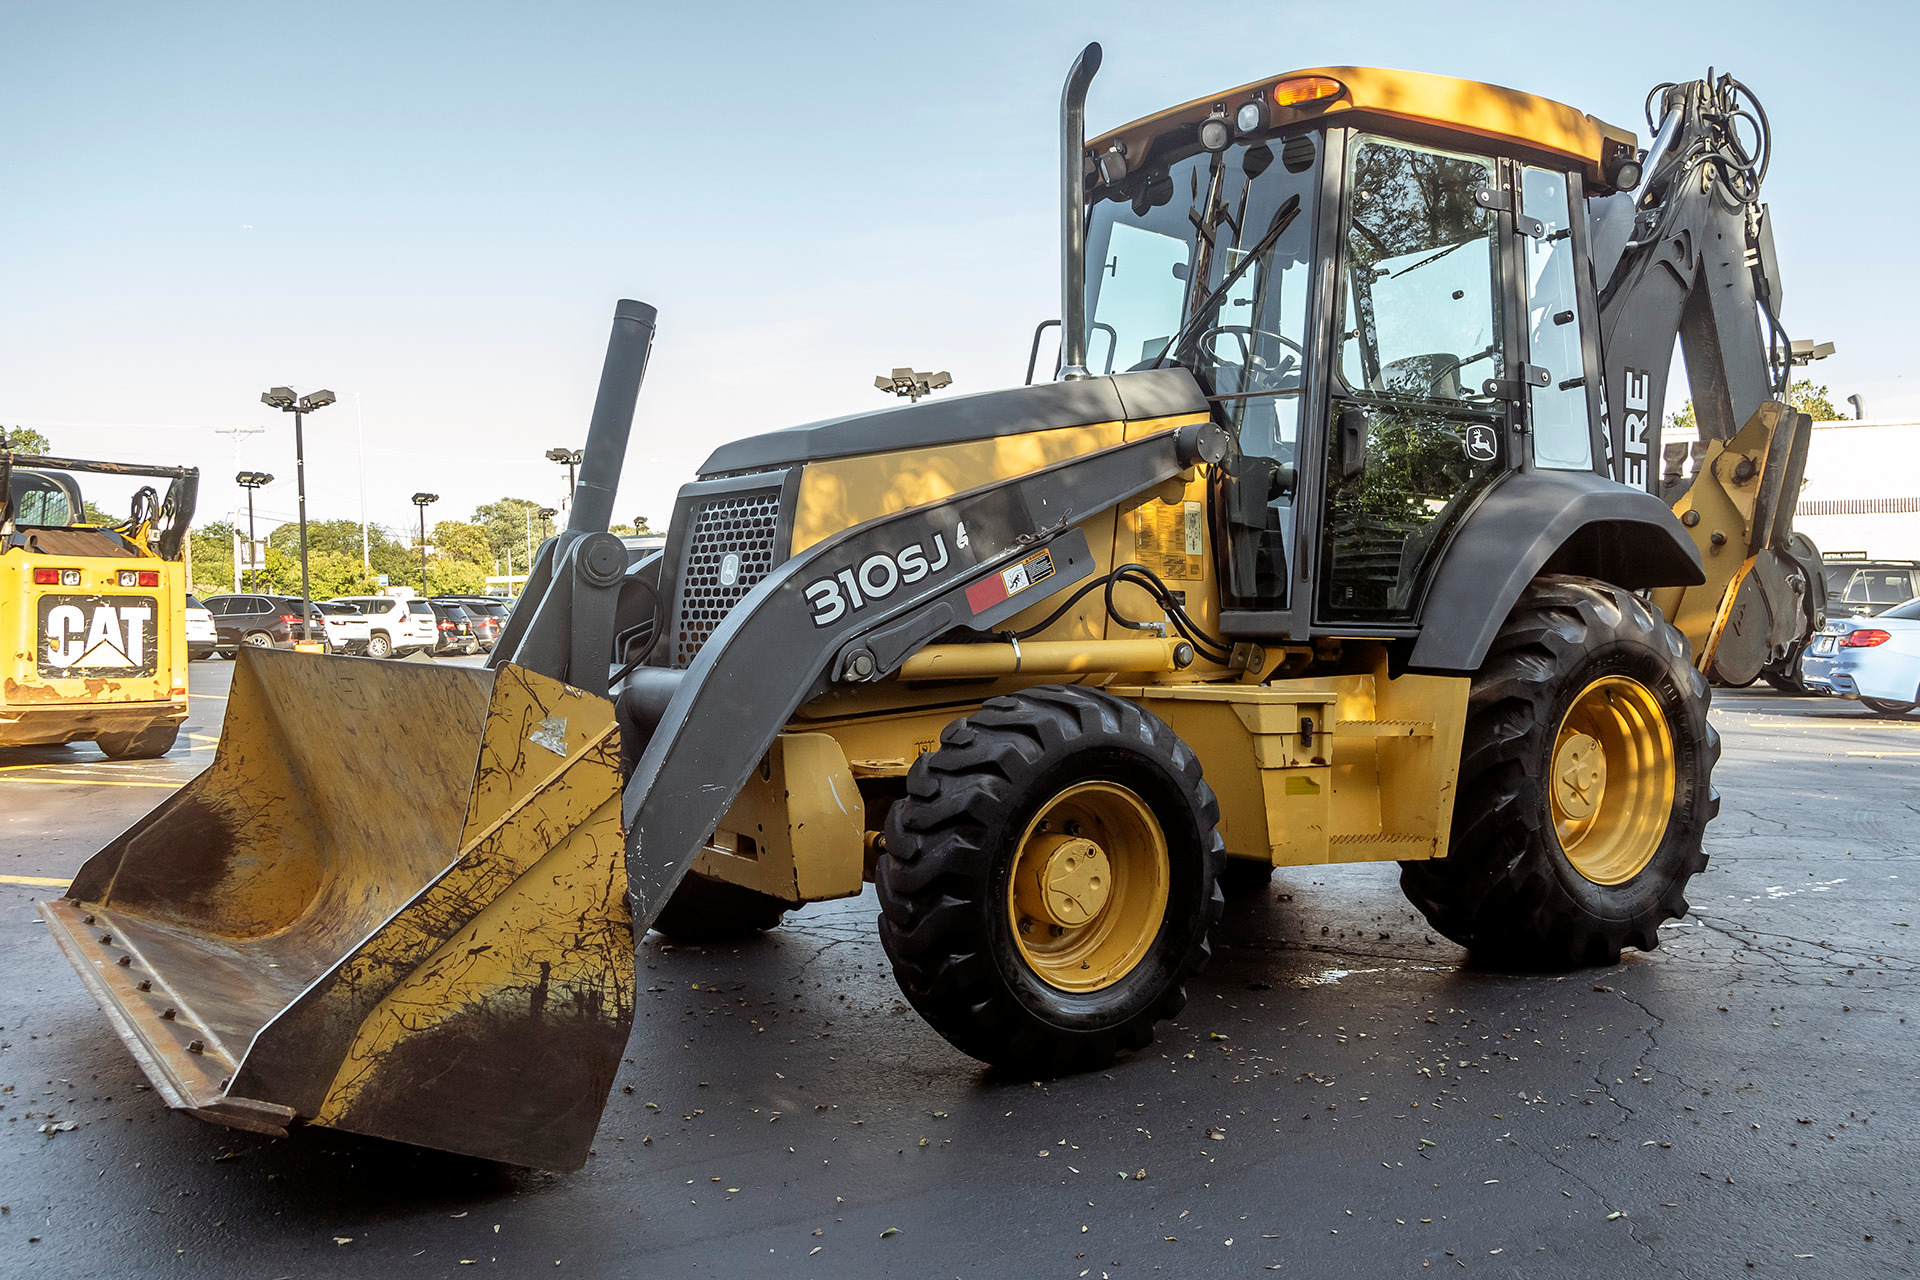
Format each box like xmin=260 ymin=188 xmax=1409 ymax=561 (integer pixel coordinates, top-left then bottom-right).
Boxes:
xmin=1337 ymin=406 xmax=1369 ymax=480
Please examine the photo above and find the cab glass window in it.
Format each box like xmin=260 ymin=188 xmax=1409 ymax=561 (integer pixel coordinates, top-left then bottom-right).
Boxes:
xmin=1521 ymin=166 xmax=1592 ymax=469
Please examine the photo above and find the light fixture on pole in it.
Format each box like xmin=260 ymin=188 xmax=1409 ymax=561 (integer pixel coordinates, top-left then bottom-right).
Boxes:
xmin=874 ymin=368 xmax=953 ymax=403
xmin=545 ymin=447 xmax=583 ymax=514
xmin=235 ymin=471 xmax=274 ymax=591
xmin=412 ymin=493 xmax=439 ymax=596
xmin=261 ymin=386 xmax=336 ymax=647
xmin=538 ymin=507 xmax=558 ymax=542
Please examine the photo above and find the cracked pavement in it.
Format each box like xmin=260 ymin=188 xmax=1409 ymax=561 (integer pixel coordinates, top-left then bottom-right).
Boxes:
xmin=0 ymin=669 xmax=1913 ymax=1277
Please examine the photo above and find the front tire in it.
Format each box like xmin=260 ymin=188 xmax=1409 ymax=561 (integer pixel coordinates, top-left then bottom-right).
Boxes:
xmin=365 ymin=631 xmax=393 ymax=659
xmin=876 ymin=686 xmax=1224 ymax=1075
xmin=243 ymin=631 xmax=273 ymax=649
xmin=1399 ymin=576 xmax=1719 ymax=967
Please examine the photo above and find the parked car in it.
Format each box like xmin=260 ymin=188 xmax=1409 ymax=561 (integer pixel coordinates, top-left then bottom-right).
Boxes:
xmin=434 ymin=596 xmax=508 ymax=651
xmin=1802 ymin=597 xmax=1920 ymax=715
xmin=313 ymin=602 xmax=372 ymax=655
xmin=1824 ymin=558 xmax=1920 ymax=619
xmin=183 ymin=593 xmax=218 ymax=660
xmin=425 ymin=600 xmax=480 ymax=655
xmin=327 ymin=595 xmax=437 ymax=658
xmin=201 ymin=593 xmax=329 ymax=653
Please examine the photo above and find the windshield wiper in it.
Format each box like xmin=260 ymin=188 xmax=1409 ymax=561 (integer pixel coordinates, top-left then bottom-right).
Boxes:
xmin=1150 ymin=193 xmax=1302 ymax=370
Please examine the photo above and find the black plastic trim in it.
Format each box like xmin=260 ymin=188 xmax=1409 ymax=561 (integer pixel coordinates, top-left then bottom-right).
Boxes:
xmin=1404 ymin=468 xmax=1703 ymax=673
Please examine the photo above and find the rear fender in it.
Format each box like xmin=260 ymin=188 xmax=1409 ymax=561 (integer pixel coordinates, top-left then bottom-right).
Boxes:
xmin=1405 ymin=469 xmax=1703 ymax=674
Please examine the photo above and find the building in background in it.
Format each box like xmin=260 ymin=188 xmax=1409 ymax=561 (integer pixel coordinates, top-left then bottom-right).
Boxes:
xmin=1794 ymin=419 xmax=1920 ymax=561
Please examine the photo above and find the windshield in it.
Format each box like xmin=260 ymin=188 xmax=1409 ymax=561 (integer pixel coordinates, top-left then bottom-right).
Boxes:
xmin=1085 ymin=131 xmax=1322 ymax=606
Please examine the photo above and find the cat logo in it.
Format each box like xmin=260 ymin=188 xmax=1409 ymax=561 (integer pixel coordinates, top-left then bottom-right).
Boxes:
xmin=38 ymin=596 xmax=159 ymax=677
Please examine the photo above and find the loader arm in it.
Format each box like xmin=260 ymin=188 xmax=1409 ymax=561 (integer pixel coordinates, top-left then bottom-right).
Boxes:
xmin=616 ymin=420 xmax=1226 ymax=926
xmin=1592 ymin=74 xmax=1822 ymax=682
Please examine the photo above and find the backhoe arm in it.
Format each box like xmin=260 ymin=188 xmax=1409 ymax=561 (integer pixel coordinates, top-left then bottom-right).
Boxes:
xmin=1593 ymin=74 xmax=1822 ymax=683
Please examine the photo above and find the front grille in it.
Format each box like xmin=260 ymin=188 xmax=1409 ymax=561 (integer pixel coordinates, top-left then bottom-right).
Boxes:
xmin=673 ymin=485 xmax=783 ymax=665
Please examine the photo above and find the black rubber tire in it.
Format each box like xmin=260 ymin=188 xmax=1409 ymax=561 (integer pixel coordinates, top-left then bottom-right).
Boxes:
xmin=1218 ymin=858 xmax=1276 ymax=896
xmin=243 ymin=631 xmax=273 ymax=649
xmin=1861 ymin=697 xmax=1917 ymax=718
xmin=1398 ymin=576 xmax=1720 ymax=967
xmin=876 ymin=685 xmax=1225 ymax=1075
xmin=648 ymin=870 xmax=789 ymax=942
xmin=95 ymin=721 xmax=180 ymax=760
xmin=365 ymin=631 xmax=393 ymax=659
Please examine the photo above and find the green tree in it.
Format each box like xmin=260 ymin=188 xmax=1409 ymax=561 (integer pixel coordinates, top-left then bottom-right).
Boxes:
xmin=190 ymin=520 xmax=237 ymax=594
xmin=1667 ymin=379 xmax=1841 ymax=435
xmin=1 ymin=426 xmax=53 ymax=454
xmin=474 ymin=497 xmax=560 ymax=572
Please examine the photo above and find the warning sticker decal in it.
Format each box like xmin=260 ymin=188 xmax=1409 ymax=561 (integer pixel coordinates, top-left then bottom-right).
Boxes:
xmin=965 ymin=548 xmax=1056 ymax=616
xmin=1134 ymin=499 xmax=1203 ymax=580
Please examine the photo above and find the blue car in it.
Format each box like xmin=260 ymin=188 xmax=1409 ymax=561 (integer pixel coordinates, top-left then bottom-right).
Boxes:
xmin=1802 ymin=596 xmax=1920 ymax=716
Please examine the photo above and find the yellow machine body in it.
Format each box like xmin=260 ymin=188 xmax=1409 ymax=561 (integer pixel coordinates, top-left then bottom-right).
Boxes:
xmin=691 ymin=410 xmax=1471 ymax=906
xmin=0 ymin=521 xmax=188 ymax=748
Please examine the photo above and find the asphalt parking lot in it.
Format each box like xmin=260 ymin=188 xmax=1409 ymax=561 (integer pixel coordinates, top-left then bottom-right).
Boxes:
xmin=1 ymin=662 xmax=1913 ymax=1278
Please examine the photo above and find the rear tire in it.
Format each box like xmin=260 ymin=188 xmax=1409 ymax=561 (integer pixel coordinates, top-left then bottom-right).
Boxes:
xmin=1762 ymin=643 xmax=1810 ymax=694
xmin=243 ymin=631 xmax=273 ymax=648
xmin=876 ymin=685 xmax=1224 ymax=1075
xmin=1399 ymin=576 xmax=1719 ymax=967
xmin=648 ymin=871 xmax=788 ymax=941
xmin=96 ymin=721 xmax=180 ymax=760
xmin=365 ymin=631 xmax=393 ymax=659
xmin=1861 ymin=697 xmax=1917 ymax=718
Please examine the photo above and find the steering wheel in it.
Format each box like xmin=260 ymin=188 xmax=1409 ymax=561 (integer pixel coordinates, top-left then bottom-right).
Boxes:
xmin=1423 ymin=345 xmax=1498 ymax=399
xmin=1193 ymin=325 xmax=1306 ymax=393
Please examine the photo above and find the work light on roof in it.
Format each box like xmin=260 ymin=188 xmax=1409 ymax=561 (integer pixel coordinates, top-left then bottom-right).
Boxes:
xmin=1198 ymin=109 xmax=1232 ymax=153
xmin=1235 ymin=99 xmax=1267 ymax=135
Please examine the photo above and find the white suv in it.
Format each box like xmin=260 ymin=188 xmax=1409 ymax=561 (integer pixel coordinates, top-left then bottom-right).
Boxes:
xmin=327 ymin=596 xmax=438 ymax=658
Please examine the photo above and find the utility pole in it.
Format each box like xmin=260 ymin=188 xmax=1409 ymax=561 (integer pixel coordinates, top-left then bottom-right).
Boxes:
xmin=545 ymin=447 xmax=583 ymax=521
xmin=352 ymin=391 xmax=370 ymax=571
xmin=214 ymin=425 xmax=264 ymax=591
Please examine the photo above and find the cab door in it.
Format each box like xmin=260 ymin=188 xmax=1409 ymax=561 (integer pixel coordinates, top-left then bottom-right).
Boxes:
xmin=1317 ymin=134 xmax=1514 ymax=623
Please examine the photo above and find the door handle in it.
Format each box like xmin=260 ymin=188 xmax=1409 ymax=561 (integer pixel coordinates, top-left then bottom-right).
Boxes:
xmin=1337 ymin=406 xmax=1369 ymax=479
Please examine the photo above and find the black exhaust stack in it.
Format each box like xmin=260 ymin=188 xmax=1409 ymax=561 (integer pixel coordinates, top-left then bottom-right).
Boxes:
xmin=1057 ymin=42 xmax=1102 ymax=381
xmin=490 ymin=300 xmax=657 ymax=693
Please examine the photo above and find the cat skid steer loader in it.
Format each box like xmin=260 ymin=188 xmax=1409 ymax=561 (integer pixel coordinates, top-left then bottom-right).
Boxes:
xmin=42 ymin=48 xmax=1814 ymax=1170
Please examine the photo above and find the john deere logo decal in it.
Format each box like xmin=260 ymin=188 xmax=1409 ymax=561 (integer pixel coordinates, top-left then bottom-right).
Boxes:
xmin=38 ymin=595 xmax=159 ymax=677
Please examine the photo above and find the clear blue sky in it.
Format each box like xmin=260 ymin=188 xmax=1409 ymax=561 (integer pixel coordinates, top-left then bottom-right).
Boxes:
xmin=3 ymin=0 xmax=1912 ymax=546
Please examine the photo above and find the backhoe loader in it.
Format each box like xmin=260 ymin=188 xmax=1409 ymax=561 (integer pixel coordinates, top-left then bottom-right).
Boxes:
xmin=41 ymin=48 xmax=1820 ymax=1171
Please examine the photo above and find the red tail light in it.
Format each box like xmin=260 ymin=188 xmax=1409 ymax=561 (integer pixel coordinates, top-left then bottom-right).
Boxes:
xmin=1842 ymin=629 xmax=1892 ymax=648
xmin=439 ymin=621 xmax=454 ymax=630
xmin=33 ymin=567 xmax=61 ymax=585
xmin=280 ymin=614 xmax=300 ymax=625
xmin=138 ymin=570 xmax=160 ymax=587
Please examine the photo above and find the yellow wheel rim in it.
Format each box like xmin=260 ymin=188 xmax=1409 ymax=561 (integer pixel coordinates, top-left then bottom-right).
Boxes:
xmin=1551 ymin=675 xmax=1676 ymax=885
xmin=1007 ymin=781 xmax=1170 ymax=992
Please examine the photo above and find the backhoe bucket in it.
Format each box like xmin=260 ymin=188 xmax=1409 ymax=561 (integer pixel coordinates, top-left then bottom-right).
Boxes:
xmin=37 ymin=648 xmax=633 ymax=1170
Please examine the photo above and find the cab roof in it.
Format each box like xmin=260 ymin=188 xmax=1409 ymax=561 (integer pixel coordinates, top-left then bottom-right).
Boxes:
xmin=1088 ymin=65 xmax=1639 ymax=193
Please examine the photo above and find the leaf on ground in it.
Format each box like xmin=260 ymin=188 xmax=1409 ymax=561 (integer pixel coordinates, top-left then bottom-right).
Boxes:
xmin=879 ymin=1227 xmax=901 ymax=1239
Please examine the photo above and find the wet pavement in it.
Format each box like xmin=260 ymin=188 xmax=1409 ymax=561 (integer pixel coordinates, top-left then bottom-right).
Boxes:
xmin=1 ymin=664 xmax=1914 ymax=1278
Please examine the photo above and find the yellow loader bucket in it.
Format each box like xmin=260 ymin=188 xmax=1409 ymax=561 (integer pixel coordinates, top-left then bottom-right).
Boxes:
xmin=37 ymin=648 xmax=633 ymax=1171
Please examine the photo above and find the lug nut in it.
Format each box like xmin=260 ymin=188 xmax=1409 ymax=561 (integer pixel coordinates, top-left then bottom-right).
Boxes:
xmin=187 ymin=1040 xmax=204 ymax=1054
xmin=137 ymin=980 xmax=152 ymax=992
xmin=118 ymin=955 xmax=131 ymax=967
xmin=161 ymin=1007 xmax=176 ymax=1020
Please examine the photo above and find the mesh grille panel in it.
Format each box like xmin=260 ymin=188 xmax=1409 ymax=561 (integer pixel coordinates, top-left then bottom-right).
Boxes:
xmin=674 ymin=487 xmax=782 ymax=665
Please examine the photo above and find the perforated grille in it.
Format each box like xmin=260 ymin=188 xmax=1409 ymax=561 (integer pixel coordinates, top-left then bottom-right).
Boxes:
xmin=673 ymin=487 xmax=783 ymax=665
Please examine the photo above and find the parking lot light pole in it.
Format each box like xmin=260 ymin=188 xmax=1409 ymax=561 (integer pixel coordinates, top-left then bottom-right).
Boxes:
xmin=412 ymin=493 xmax=438 ymax=597
xmin=545 ymin=447 xmax=583 ymax=517
xmin=235 ymin=471 xmax=274 ymax=591
xmin=262 ymin=387 xmax=335 ymax=645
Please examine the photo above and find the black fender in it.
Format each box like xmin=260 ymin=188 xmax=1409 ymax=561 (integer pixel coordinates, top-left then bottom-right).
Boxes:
xmin=1405 ymin=469 xmax=1703 ymax=674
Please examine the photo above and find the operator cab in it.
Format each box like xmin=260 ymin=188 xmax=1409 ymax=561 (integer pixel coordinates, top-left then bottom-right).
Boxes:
xmin=1080 ymin=68 xmax=1637 ymax=639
